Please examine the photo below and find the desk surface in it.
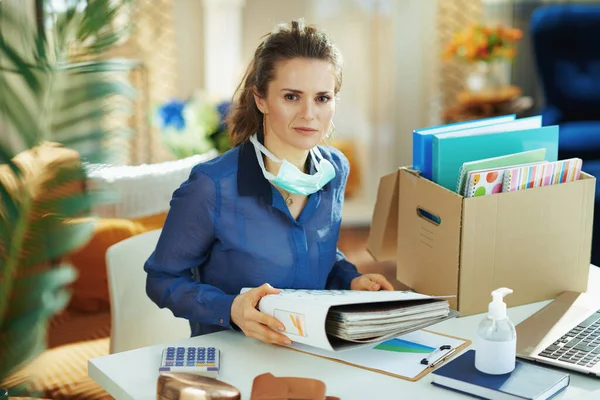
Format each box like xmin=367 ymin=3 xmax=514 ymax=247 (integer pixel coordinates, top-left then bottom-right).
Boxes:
xmin=89 ymin=266 xmax=600 ymax=399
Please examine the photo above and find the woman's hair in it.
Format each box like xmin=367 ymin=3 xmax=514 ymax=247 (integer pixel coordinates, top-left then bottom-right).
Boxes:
xmin=227 ymin=19 xmax=343 ymax=146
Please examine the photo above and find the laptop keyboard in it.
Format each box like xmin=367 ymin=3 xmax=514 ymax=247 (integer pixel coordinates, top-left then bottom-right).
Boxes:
xmin=539 ymin=309 xmax=600 ymax=368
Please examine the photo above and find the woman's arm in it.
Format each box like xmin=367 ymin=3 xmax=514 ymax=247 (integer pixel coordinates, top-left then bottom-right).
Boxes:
xmin=325 ymin=249 xmax=362 ymax=289
xmin=324 ymin=148 xmax=362 ymax=290
xmin=144 ymin=166 xmax=236 ymax=329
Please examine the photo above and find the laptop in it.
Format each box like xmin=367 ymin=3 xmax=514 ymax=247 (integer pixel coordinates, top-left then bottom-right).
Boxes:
xmin=516 ymin=290 xmax=600 ymax=376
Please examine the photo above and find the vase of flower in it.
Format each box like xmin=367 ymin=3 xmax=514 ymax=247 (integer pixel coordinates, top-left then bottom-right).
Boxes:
xmin=466 ymin=61 xmax=506 ymax=92
xmin=443 ymin=23 xmax=523 ymax=92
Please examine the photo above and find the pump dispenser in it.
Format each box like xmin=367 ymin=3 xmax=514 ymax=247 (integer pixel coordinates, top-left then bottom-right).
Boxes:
xmin=474 ymin=287 xmax=517 ymax=375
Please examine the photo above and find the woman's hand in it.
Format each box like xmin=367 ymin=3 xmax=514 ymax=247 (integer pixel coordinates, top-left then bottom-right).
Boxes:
xmin=350 ymin=274 xmax=394 ymax=291
xmin=230 ymin=283 xmax=292 ymax=345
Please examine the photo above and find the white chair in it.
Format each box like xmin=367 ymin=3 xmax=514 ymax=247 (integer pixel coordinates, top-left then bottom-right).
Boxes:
xmin=106 ymin=228 xmax=191 ymax=353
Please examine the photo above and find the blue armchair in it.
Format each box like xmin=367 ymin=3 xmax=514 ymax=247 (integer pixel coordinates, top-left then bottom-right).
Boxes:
xmin=531 ymin=4 xmax=600 ymax=264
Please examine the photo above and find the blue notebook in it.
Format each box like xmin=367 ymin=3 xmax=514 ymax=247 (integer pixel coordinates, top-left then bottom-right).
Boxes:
xmin=412 ymin=115 xmax=516 ymax=180
xmin=431 ymin=118 xmax=558 ymax=191
xmin=431 ymin=350 xmax=570 ymax=400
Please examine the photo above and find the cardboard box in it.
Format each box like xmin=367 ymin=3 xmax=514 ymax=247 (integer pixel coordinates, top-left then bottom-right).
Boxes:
xmin=367 ymin=167 xmax=596 ymax=316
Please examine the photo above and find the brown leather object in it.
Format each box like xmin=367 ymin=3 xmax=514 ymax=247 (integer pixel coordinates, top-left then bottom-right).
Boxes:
xmin=250 ymin=373 xmax=340 ymax=400
xmin=157 ymin=372 xmax=241 ymax=400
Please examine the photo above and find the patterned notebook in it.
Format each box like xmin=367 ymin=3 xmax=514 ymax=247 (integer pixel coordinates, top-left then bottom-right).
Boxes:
xmin=464 ymin=168 xmax=506 ymax=197
xmin=502 ymin=158 xmax=582 ymax=192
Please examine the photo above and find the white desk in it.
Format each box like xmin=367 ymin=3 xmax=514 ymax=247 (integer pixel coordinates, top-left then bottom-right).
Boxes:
xmin=89 ymin=266 xmax=600 ymax=399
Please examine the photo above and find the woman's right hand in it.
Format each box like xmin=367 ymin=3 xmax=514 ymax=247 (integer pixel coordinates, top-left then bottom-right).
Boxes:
xmin=230 ymin=283 xmax=292 ymax=345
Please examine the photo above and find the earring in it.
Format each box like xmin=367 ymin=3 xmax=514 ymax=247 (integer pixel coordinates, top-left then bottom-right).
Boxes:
xmin=326 ymin=121 xmax=336 ymax=139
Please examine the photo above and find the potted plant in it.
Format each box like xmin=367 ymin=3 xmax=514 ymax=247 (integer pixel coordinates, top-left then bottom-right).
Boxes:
xmin=0 ymin=0 xmax=135 ymax=394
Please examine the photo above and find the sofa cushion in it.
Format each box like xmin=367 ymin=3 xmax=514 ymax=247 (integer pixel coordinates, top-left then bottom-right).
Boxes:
xmin=66 ymin=218 xmax=148 ymax=312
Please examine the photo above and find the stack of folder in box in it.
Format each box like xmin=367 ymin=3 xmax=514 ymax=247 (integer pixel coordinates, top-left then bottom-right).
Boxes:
xmin=412 ymin=114 xmax=582 ymax=197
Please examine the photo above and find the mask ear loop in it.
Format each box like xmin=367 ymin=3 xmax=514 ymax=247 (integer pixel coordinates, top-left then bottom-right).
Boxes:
xmin=326 ymin=121 xmax=336 ymax=139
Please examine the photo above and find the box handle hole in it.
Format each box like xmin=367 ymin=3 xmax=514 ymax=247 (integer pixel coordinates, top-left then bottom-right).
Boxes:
xmin=416 ymin=207 xmax=441 ymax=226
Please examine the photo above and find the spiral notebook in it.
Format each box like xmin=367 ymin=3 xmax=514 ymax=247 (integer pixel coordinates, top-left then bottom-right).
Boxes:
xmin=456 ymin=148 xmax=547 ymax=195
xmin=463 ymin=168 xmax=506 ymax=197
xmin=502 ymin=158 xmax=582 ymax=192
xmin=463 ymin=160 xmax=547 ymax=197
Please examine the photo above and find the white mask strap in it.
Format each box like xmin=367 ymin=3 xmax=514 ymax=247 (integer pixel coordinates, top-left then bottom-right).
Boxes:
xmin=249 ymin=135 xmax=283 ymax=163
xmin=250 ymin=133 xmax=324 ymax=175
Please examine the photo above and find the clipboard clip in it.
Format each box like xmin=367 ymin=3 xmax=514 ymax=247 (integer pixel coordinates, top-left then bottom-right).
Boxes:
xmin=420 ymin=344 xmax=455 ymax=368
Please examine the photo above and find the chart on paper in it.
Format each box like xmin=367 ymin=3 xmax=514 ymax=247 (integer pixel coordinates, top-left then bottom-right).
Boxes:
xmin=374 ymin=338 xmax=435 ymax=354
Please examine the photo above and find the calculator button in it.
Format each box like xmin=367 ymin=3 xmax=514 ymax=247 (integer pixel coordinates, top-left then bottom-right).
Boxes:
xmin=175 ymin=362 xmax=184 ymax=366
xmin=197 ymin=362 xmax=206 ymax=366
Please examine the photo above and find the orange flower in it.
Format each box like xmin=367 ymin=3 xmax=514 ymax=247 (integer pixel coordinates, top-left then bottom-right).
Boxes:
xmin=442 ymin=23 xmax=523 ymax=63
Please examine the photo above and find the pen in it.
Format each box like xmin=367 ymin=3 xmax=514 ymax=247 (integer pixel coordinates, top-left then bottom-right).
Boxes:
xmin=428 ymin=348 xmax=456 ymax=368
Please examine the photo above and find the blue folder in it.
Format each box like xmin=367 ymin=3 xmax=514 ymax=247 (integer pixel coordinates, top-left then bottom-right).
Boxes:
xmin=412 ymin=115 xmax=516 ymax=180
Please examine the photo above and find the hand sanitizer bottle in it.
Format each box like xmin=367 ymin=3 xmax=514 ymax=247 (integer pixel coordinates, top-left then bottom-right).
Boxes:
xmin=475 ymin=287 xmax=517 ymax=375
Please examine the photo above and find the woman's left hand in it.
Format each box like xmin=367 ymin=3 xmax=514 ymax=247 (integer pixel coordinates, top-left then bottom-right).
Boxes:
xmin=350 ymin=274 xmax=394 ymax=291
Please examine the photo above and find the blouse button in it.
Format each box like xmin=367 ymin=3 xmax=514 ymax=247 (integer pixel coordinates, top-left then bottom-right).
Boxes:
xmin=219 ymin=318 xmax=224 ymax=324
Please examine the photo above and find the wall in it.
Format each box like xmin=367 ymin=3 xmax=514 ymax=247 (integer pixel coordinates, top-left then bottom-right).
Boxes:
xmin=173 ymin=0 xmax=205 ymax=99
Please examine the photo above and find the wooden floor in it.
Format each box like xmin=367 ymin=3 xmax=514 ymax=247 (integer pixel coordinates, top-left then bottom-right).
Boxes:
xmin=337 ymin=227 xmax=406 ymax=290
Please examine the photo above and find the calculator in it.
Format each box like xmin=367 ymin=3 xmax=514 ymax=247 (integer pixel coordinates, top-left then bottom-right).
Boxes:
xmin=158 ymin=346 xmax=220 ymax=378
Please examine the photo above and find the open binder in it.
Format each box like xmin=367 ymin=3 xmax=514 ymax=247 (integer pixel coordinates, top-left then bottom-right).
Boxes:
xmin=243 ymin=288 xmax=459 ymax=351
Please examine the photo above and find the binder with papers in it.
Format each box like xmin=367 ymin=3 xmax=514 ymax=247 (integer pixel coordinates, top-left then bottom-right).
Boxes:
xmin=240 ymin=288 xmax=458 ymax=351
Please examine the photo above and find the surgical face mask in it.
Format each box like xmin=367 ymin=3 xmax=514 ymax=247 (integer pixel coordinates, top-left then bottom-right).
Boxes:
xmin=249 ymin=134 xmax=336 ymax=196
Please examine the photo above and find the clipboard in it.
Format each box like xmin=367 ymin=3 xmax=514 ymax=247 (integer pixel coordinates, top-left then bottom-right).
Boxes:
xmin=284 ymin=329 xmax=471 ymax=382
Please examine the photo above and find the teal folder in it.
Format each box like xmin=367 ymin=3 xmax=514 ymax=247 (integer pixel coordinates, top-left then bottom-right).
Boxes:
xmin=432 ymin=125 xmax=559 ymax=191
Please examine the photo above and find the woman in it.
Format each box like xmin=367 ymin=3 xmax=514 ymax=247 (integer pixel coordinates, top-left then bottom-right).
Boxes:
xmin=144 ymin=19 xmax=393 ymax=346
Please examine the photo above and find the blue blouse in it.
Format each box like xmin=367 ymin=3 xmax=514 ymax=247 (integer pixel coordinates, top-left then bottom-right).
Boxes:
xmin=144 ymin=137 xmax=361 ymax=337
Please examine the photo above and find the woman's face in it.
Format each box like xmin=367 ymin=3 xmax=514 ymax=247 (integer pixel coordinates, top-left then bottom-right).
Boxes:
xmin=254 ymin=57 xmax=337 ymax=152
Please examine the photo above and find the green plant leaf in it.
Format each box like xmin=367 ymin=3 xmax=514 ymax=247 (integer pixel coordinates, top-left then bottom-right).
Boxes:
xmin=0 ymin=144 xmax=20 ymax=174
xmin=4 ymin=266 xmax=77 ymax=321
xmin=20 ymin=217 xmax=96 ymax=268
xmin=57 ymin=127 xmax=134 ymax=146
xmin=60 ymin=80 xmax=136 ymax=110
xmin=0 ymin=38 xmax=42 ymax=93
xmin=51 ymin=104 xmax=122 ymax=133
xmin=77 ymin=0 xmax=115 ymax=39
xmin=0 ymin=266 xmax=74 ymax=380
xmin=0 ymin=183 xmax=18 ymax=233
xmin=0 ymin=78 xmax=40 ymax=147
xmin=0 ymin=321 xmax=47 ymax=382
xmin=64 ymin=59 xmax=141 ymax=73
